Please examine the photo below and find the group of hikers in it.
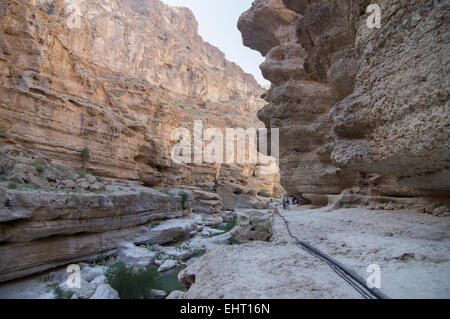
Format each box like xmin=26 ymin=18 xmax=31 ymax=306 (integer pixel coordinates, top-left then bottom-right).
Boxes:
xmin=271 ymin=195 xmax=302 ymax=216
xmin=281 ymin=196 xmax=301 ymax=210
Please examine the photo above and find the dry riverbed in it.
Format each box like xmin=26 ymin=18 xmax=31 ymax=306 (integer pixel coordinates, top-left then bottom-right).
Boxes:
xmin=176 ymin=206 xmax=450 ymax=299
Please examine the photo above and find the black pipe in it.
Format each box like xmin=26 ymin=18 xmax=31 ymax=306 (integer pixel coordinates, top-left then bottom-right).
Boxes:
xmin=277 ymin=210 xmax=390 ymax=299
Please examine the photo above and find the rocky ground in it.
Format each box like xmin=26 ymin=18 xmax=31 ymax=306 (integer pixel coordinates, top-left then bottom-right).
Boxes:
xmin=0 ymin=219 xmax=239 ymax=299
xmin=174 ymin=206 xmax=450 ymax=299
xmin=1 ymin=204 xmax=449 ymax=299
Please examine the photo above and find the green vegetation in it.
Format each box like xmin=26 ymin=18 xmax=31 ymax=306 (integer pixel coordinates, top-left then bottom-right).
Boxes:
xmin=53 ymin=285 xmax=74 ymax=299
xmin=138 ymin=173 xmax=145 ymax=183
xmin=39 ymin=273 xmax=55 ymax=283
xmin=72 ymin=195 xmax=80 ymax=204
xmin=32 ymin=161 xmax=46 ymax=174
xmin=257 ymin=190 xmax=270 ymax=198
xmin=7 ymin=182 xmax=18 ymax=189
xmin=23 ymin=184 xmax=41 ymax=191
xmin=80 ymin=148 xmax=91 ymax=170
xmin=212 ymin=216 xmax=237 ymax=233
xmin=56 ymin=165 xmax=71 ymax=178
xmin=190 ymin=249 xmax=206 ymax=259
xmin=178 ymin=191 xmax=188 ymax=209
xmin=105 ymin=262 xmax=160 ymax=299
xmin=0 ymin=176 xmax=7 ymax=182
xmin=93 ymin=253 xmax=114 ymax=267
xmin=342 ymin=203 xmax=357 ymax=209
xmin=159 ymin=189 xmax=173 ymax=196
xmin=226 ymin=124 xmax=247 ymax=129
xmin=105 ymin=259 xmax=187 ymax=299
xmin=228 ymin=236 xmax=241 ymax=245
xmin=0 ymin=130 xmax=7 ymax=137
xmin=75 ymin=170 xmax=86 ymax=178
xmin=206 ymin=189 xmax=216 ymax=193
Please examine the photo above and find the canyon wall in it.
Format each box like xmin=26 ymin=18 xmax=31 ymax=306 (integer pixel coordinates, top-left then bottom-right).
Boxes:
xmin=0 ymin=0 xmax=283 ymax=197
xmin=239 ymin=0 xmax=449 ymax=204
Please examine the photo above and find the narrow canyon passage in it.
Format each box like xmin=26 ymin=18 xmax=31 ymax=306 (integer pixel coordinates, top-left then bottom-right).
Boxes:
xmin=0 ymin=0 xmax=448 ymax=301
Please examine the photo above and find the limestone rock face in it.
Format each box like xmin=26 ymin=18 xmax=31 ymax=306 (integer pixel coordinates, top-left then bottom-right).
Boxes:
xmin=239 ymin=0 xmax=359 ymax=198
xmin=0 ymin=0 xmax=282 ymax=196
xmin=0 ymin=145 xmax=203 ymax=282
xmin=230 ymin=209 xmax=274 ymax=243
xmin=239 ymin=0 xmax=449 ymax=200
xmin=329 ymin=0 xmax=450 ymax=193
xmin=116 ymin=242 xmax=156 ymax=268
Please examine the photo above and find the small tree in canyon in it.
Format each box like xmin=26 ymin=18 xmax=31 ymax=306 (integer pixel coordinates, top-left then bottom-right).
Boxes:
xmin=80 ymin=147 xmax=91 ymax=171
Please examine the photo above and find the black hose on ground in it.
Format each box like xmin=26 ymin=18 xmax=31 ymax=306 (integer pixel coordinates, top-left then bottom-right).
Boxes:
xmin=277 ymin=210 xmax=390 ymax=299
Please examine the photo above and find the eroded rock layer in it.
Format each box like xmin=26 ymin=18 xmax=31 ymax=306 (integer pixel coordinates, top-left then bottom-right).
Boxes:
xmin=0 ymin=0 xmax=283 ymax=197
xmin=239 ymin=0 xmax=449 ymax=201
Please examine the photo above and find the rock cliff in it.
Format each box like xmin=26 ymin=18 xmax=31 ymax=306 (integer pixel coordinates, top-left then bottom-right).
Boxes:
xmin=239 ymin=0 xmax=449 ymax=204
xmin=0 ymin=0 xmax=285 ymax=283
xmin=0 ymin=0 xmax=283 ymax=197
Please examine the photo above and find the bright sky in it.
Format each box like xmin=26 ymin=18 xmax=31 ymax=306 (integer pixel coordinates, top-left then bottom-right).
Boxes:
xmin=160 ymin=0 xmax=269 ymax=86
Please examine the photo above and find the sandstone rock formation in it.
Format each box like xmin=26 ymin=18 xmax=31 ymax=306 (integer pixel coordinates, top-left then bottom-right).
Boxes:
xmin=239 ymin=0 xmax=449 ymax=205
xmin=0 ymin=0 xmax=286 ymax=284
xmin=230 ymin=209 xmax=274 ymax=243
xmin=0 ymin=145 xmax=205 ymax=282
xmin=0 ymin=0 xmax=283 ymax=197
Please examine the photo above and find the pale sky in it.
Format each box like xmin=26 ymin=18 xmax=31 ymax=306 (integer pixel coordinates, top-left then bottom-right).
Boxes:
xmin=160 ymin=0 xmax=269 ymax=86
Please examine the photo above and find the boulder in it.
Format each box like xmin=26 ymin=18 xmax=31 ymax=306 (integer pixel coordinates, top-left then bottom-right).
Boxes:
xmin=158 ymin=259 xmax=177 ymax=272
xmin=200 ymin=227 xmax=224 ymax=237
xmin=216 ymin=182 xmax=254 ymax=211
xmin=87 ymin=176 xmax=97 ymax=184
xmin=150 ymin=289 xmax=167 ymax=299
xmin=59 ymin=278 xmax=95 ymax=299
xmin=81 ymin=266 xmax=106 ymax=283
xmin=145 ymin=219 xmax=198 ymax=245
xmin=156 ymin=246 xmax=193 ymax=260
xmin=90 ymin=275 xmax=107 ymax=287
xmin=62 ymin=180 xmax=75 ymax=189
xmin=116 ymin=242 xmax=156 ymax=268
xmin=90 ymin=284 xmax=119 ymax=299
xmin=183 ymin=232 xmax=232 ymax=251
xmin=89 ymin=182 xmax=105 ymax=192
xmin=78 ymin=181 xmax=90 ymax=190
xmin=249 ymin=198 xmax=267 ymax=209
xmin=230 ymin=209 xmax=273 ymax=243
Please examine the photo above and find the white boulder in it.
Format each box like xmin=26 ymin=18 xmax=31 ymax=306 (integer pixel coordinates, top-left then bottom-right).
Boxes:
xmin=158 ymin=259 xmax=177 ymax=272
xmin=90 ymin=284 xmax=119 ymax=299
xmin=116 ymin=242 xmax=155 ymax=267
